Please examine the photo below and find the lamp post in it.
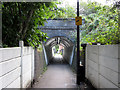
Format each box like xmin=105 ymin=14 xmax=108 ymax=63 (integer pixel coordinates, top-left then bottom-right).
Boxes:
xmin=76 ymin=0 xmax=80 ymax=85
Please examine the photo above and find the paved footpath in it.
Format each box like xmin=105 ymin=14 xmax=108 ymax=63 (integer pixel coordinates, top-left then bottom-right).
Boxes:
xmin=33 ymin=64 xmax=78 ymax=88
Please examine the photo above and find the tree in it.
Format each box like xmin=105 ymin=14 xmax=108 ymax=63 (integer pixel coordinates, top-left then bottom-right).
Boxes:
xmin=71 ymin=1 xmax=120 ymax=45
xmin=81 ymin=2 xmax=119 ymax=45
xmin=2 ymin=2 xmax=60 ymax=47
xmin=79 ymin=1 xmax=101 ymax=15
xmin=54 ymin=5 xmax=76 ymax=18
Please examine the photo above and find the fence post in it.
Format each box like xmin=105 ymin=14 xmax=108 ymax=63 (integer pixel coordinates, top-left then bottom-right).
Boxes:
xmin=19 ymin=41 xmax=24 ymax=88
xmin=31 ymin=47 xmax=34 ymax=87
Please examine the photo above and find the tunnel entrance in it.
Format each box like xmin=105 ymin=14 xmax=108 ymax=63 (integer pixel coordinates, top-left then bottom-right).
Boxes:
xmin=39 ymin=19 xmax=81 ymax=86
xmin=44 ymin=36 xmax=75 ymax=65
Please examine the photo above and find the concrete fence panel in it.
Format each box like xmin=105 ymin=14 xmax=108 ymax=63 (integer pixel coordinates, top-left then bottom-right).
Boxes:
xmin=22 ymin=47 xmax=32 ymax=88
xmin=0 ymin=47 xmax=21 ymax=90
xmin=86 ymin=44 xmax=119 ymax=88
xmin=2 ymin=47 xmax=21 ymax=62
xmin=0 ymin=41 xmax=35 ymax=89
xmin=0 ymin=67 xmax=21 ymax=89
xmin=0 ymin=57 xmax=21 ymax=77
xmin=6 ymin=77 xmax=21 ymax=88
xmin=0 ymin=49 xmax=2 ymax=62
xmin=23 ymin=47 xmax=32 ymax=56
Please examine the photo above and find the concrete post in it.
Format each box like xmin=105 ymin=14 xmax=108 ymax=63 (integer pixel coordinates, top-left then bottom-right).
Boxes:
xmin=19 ymin=41 xmax=24 ymax=88
xmin=31 ymin=47 xmax=34 ymax=87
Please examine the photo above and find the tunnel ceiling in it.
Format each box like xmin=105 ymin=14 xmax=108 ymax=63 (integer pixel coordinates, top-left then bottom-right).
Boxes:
xmin=45 ymin=36 xmax=74 ymax=48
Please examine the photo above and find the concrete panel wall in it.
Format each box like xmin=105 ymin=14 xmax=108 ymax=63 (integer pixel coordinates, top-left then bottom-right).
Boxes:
xmin=63 ymin=46 xmax=73 ymax=64
xmin=2 ymin=47 xmax=21 ymax=62
xmin=71 ymin=48 xmax=77 ymax=72
xmin=0 ymin=47 xmax=21 ymax=90
xmin=45 ymin=46 xmax=52 ymax=63
xmin=0 ymin=46 xmax=34 ymax=89
xmin=86 ymin=45 xmax=119 ymax=88
xmin=21 ymin=47 xmax=34 ymax=88
xmin=6 ymin=77 xmax=21 ymax=88
xmin=22 ymin=47 xmax=32 ymax=88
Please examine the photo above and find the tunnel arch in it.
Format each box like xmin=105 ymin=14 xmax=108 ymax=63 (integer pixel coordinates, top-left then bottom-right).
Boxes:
xmin=43 ymin=36 xmax=75 ymax=65
xmin=45 ymin=36 xmax=74 ymax=47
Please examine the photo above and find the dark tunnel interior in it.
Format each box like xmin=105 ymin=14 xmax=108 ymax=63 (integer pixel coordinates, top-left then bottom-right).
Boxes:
xmin=44 ymin=36 xmax=75 ymax=64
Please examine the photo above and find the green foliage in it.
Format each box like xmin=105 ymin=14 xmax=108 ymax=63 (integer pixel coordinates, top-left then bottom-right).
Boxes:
xmin=26 ymin=29 xmax=48 ymax=48
xmin=79 ymin=1 xmax=101 ymax=15
xmin=55 ymin=45 xmax=59 ymax=51
xmin=55 ymin=5 xmax=76 ymax=18
xmin=2 ymin=2 xmax=60 ymax=47
xmin=75 ymin=1 xmax=120 ymax=45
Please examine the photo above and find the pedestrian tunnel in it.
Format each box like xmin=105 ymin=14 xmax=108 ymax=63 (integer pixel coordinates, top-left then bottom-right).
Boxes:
xmin=43 ymin=36 xmax=75 ymax=65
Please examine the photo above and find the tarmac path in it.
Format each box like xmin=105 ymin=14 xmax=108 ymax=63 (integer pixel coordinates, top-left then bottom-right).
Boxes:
xmin=33 ymin=63 xmax=77 ymax=88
